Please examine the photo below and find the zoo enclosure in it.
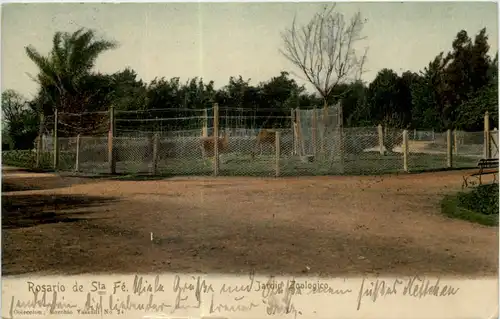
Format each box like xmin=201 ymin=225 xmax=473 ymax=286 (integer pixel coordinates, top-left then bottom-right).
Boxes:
xmin=36 ymin=107 xmax=498 ymax=177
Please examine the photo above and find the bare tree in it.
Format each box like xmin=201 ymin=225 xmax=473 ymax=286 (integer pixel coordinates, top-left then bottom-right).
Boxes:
xmin=280 ymin=4 xmax=368 ymax=107
xmin=280 ymin=4 xmax=368 ymax=168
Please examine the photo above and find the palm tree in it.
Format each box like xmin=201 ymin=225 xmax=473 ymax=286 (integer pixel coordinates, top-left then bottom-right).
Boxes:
xmin=25 ymin=28 xmax=117 ymax=113
xmin=26 ymin=28 xmax=117 ymax=158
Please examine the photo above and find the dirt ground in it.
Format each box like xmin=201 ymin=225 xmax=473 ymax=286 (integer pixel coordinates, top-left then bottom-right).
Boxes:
xmin=2 ymin=166 xmax=498 ymax=277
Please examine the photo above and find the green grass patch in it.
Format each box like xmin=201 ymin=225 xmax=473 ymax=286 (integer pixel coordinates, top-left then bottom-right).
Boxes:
xmin=409 ymin=152 xmax=478 ymax=170
xmin=74 ymin=152 xmax=479 ymax=177
xmin=441 ymin=184 xmax=499 ymax=226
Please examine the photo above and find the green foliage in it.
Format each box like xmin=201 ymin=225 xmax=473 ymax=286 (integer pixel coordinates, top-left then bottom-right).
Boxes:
xmin=2 ymin=90 xmax=39 ymax=150
xmin=368 ymin=69 xmax=405 ymax=127
xmin=25 ymin=28 xmax=117 ymax=137
xmin=2 ymin=150 xmax=76 ymax=170
xmin=2 ymin=150 xmax=50 ymax=169
xmin=455 ymin=83 xmax=498 ymax=131
xmin=441 ymin=184 xmax=499 ymax=226
xmin=458 ymin=184 xmax=499 ymax=216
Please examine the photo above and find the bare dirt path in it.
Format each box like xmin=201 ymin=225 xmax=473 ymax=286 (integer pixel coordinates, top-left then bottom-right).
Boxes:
xmin=2 ymin=166 xmax=497 ymax=277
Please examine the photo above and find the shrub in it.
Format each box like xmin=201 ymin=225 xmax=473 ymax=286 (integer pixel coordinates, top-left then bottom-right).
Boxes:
xmin=441 ymin=184 xmax=499 ymax=226
xmin=3 ymin=150 xmax=37 ymax=168
xmin=2 ymin=150 xmax=65 ymax=170
xmin=458 ymin=183 xmax=499 ymax=215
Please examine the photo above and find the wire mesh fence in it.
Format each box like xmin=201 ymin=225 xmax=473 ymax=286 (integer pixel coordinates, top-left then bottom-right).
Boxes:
xmin=33 ymin=106 xmax=497 ymax=177
xmin=46 ymin=128 xmax=493 ymax=177
xmin=453 ymin=131 xmax=485 ymax=169
xmin=407 ymin=131 xmax=447 ymax=171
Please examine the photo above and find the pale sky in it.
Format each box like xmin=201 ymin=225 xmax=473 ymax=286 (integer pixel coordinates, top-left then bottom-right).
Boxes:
xmin=1 ymin=2 xmax=498 ymax=99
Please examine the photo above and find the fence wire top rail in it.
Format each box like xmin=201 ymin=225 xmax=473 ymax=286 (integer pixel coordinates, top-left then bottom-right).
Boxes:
xmin=115 ymin=107 xmax=213 ymax=114
xmin=220 ymin=115 xmax=291 ymax=119
xmin=58 ymin=111 xmax=109 ymax=115
xmin=116 ymin=116 xmax=207 ymax=122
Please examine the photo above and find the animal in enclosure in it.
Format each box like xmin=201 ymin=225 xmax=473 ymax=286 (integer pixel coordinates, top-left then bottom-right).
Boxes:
xmin=251 ymin=129 xmax=276 ymax=158
xmin=200 ymin=132 xmax=230 ymax=158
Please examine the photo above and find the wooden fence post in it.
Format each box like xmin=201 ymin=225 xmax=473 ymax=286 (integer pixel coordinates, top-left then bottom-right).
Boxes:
xmin=312 ymin=108 xmax=317 ymax=156
xmin=378 ymin=124 xmax=384 ymax=155
xmin=491 ymin=128 xmax=499 ymax=158
xmin=75 ymin=134 xmax=80 ymax=172
xmin=484 ymin=111 xmax=491 ymax=159
xmin=213 ymin=103 xmax=219 ymax=176
xmin=295 ymin=107 xmax=300 ymax=155
xmin=35 ymin=136 xmax=41 ymax=168
xmin=53 ymin=108 xmax=59 ymax=169
xmin=275 ymin=131 xmax=281 ymax=177
xmin=321 ymin=106 xmax=328 ymax=157
xmin=447 ymin=129 xmax=453 ymax=168
xmin=295 ymin=107 xmax=305 ymax=156
xmin=108 ymin=106 xmax=116 ymax=174
xmin=403 ymin=130 xmax=409 ymax=172
xmin=291 ymin=109 xmax=296 ymax=155
xmin=203 ymin=108 xmax=208 ymax=137
xmin=151 ymin=133 xmax=159 ymax=175
xmin=453 ymin=129 xmax=458 ymax=154
xmin=337 ymin=103 xmax=344 ymax=174
xmin=201 ymin=109 xmax=208 ymax=158
xmin=36 ymin=114 xmax=44 ymax=168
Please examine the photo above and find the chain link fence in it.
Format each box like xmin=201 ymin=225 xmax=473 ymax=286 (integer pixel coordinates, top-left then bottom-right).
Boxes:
xmin=407 ymin=131 xmax=447 ymax=171
xmin=32 ymin=106 xmax=497 ymax=177
xmin=44 ymin=129 xmax=495 ymax=176
xmin=453 ymin=131 xmax=485 ymax=169
xmin=44 ymin=128 xmax=494 ymax=177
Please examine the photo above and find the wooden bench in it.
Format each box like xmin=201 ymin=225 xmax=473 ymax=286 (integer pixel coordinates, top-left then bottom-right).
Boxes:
xmin=462 ymin=158 xmax=499 ymax=189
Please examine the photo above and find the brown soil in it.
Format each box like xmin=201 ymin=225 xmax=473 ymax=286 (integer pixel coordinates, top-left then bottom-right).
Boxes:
xmin=2 ymin=166 xmax=497 ymax=277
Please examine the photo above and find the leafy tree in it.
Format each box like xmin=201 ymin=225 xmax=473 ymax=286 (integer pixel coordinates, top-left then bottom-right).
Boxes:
xmin=325 ymin=81 xmax=370 ymax=127
xmin=367 ymin=69 xmax=409 ymax=151
xmin=367 ymin=69 xmax=404 ymax=127
xmin=259 ymin=71 xmax=304 ymax=109
xmin=110 ymin=68 xmax=148 ymax=111
xmin=180 ymin=78 xmax=216 ymax=109
xmin=25 ymin=28 xmax=117 ymax=138
xmin=219 ymin=76 xmax=255 ymax=109
xmin=2 ymin=90 xmax=28 ymax=127
xmin=455 ymin=54 xmax=498 ymax=131
xmin=397 ymin=71 xmax=419 ymax=127
xmin=26 ymin=28 xmax=117 ymax=113
xmin=410 ymin=53 xmax=449 ymax=131
xmin=1 ymin=90 xmax=39 ymax=149
xmin=438 ymin=29 xmax=492 ymax=129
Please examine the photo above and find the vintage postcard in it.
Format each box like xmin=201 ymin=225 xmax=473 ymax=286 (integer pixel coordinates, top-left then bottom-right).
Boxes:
xmin=1 ymin=2 xmax=498 ymax=318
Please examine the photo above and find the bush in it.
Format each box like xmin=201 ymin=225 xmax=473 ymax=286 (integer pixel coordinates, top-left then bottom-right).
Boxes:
xmin=441 ymin=184 xmax=499 ymax=226
xmin=459 ymin=184 xmax=499 ymax=215
xmin=3 ymin=150 xmax=37 ymax=168
xmin=2 ymin=150 xmax=60 ymax=170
